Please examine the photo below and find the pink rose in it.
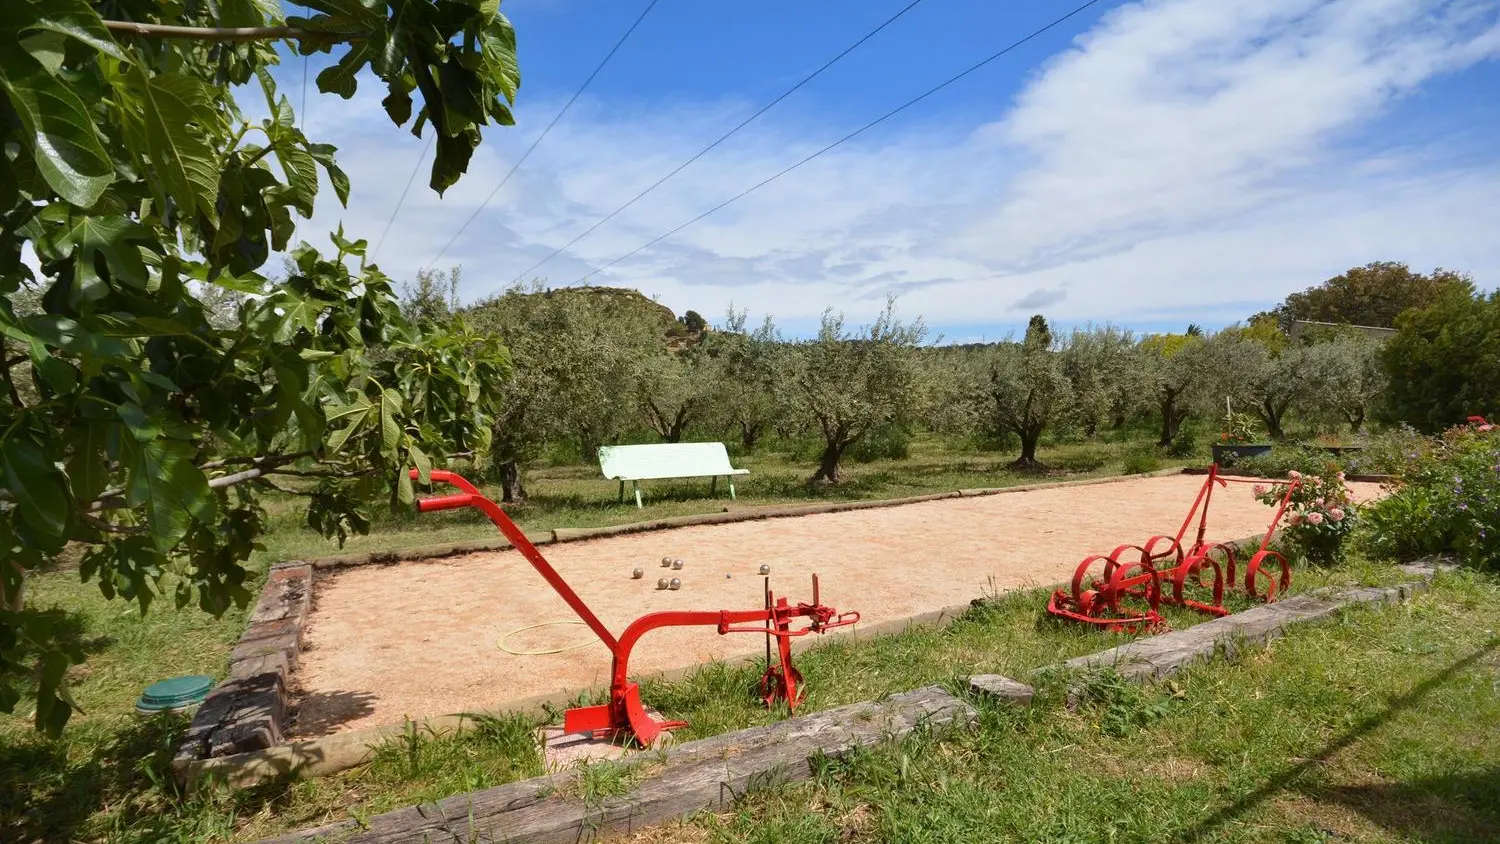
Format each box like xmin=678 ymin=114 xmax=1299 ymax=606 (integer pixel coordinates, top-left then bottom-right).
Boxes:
xmin=1288 ymin=470 xmax=1302 ymax=480
xmin=1315 ymin=497 xmax=1325 ymax=507
xmin=1308 ymin=512 xmax=1324 ymax=525
xmin=1329 ymin=508 xmax=1345 ymax=521
xmin=1253 ymin=484 xmax=1267 ymax=497
xmin=1288 ymin=513 xmax=1302 ymax=525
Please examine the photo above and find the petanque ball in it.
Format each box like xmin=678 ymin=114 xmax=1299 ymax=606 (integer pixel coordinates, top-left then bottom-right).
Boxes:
xmin=671 ymin=559 xmax=684 ymax=570
xmin=657 ymin=578 xmax=670 ymax=590
xmin=669 ymin=578 xmax=682 ymax=591
xmin=758 ymin=564 xmax=771 ymax=575
xmin=631 ymin=568 xmax=644 ymax=579
xmin=661 ymin=556 xmax=673 ymax=567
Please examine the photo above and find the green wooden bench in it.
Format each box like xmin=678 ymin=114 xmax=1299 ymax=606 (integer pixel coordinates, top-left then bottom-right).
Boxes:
xmin=598 ymin=442 xmax=750 ymax=508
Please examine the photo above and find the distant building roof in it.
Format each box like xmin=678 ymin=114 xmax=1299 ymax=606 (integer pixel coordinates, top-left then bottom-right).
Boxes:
xmin=1288 ymin=320 xmax=1397 ymax=341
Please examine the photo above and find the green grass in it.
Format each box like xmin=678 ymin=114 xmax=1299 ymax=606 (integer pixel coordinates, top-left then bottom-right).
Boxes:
xmin=20 ymin=431 xmax=1450 ymax=844
xmin=650 ymin=569 xmax=1500 ymax=844
xmin=1 ymin=548 xmax=1450 ymax=843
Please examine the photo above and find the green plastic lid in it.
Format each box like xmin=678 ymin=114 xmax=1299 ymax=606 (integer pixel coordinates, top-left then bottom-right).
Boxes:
xmin=136 ymin=675 xmax=213 ymax=712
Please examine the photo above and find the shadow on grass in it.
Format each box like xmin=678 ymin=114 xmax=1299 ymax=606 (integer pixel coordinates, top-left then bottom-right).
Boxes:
xmin=1305 ymin=769 xmax=1500 ymax=843
xmin=0 ymin=715 xmax=184 ymax=844
xmin=1176 ymin=637 xmax=1500 ymax=842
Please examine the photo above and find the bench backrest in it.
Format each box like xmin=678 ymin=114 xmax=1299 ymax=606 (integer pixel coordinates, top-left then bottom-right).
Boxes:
xmin=598 ymin=442 xmax=738 ymax=481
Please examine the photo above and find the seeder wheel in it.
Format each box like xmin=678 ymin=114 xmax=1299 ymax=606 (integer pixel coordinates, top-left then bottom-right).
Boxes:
xmin=1244 ymin=549 xmax=1291 ymax=602
xmin=1142 ymin=535 xmax=1183 ymax=568
xmin=1105 ymin=555 xmax=1162 ymax=616
xmin=1070 ymin=554 xmax=1116 ymax=612
xmin=1171 ymin=544 xmax=1228 ymax=615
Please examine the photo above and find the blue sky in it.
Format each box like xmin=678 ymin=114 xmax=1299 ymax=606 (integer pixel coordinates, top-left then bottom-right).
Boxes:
xmin=271 ymin=0 xmax=1500 ymax=341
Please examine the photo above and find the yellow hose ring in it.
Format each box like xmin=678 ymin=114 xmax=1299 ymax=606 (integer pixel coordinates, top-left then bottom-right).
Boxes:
xmin=497 ymin=620 xmax=596 ymax=656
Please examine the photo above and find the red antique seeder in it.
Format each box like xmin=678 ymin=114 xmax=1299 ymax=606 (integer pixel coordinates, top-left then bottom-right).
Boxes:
xmin=409 ymin=469 xmax=860 ymax=747
xmin=1046 ymin=465 xmax=1300 ymax=632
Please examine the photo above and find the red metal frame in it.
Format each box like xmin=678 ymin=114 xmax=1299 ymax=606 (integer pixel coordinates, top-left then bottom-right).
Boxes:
xmin=409 ymin=470 xmax=860 ymax=746
xmin=1046 ymin=465 xmax=1300 ymax=633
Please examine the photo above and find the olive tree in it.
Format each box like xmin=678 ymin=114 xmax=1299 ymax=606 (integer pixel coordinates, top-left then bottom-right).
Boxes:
xmin=466 ymin=284 xmax=653 ymax=500
xmin=0 ymin=0 xmax=519 ymax=731
xmin=636 ymin=345 xmax=716 ymax=443
xmin=1300 ymin=336 xmax=1386 ymax=432
xmin=1198 ymin=332 xmax=1307 ymax=440
xmin=1060 ymin=323 xmax=1142 ymax=436
xmin=1139 ymin=333 xmax=1208 ymax=447
xmin=980 ymin=315 xmax=1072 ymax=468
xmin=787 ymin=301 xmax=929 ymax=483
xmin=705 ymin=308 xmax=782 ymax=451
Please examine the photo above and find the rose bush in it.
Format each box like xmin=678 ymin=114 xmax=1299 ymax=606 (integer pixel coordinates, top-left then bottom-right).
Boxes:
xmin=1256 ymin=464 xmax=1359 ymax=565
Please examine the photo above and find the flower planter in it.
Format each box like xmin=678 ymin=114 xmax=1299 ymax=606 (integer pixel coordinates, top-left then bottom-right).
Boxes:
xmin=1319 ymin=445 xmax=1365 ymax=457
xmin=1211 ymin=443 xmax=1273 ymax=464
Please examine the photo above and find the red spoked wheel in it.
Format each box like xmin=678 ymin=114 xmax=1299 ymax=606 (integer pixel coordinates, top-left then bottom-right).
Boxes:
xmin=1104 ymin=554 xmax=1162 ymax=618
xmin=1170 ymin=544 xmax=1229 ymax=616
xmin=1047 ymin=550 xmax=1165 ymax=632
xmin=1070 ymin=553 xmax=1116 ymax=612
xmin=1142 ymin=535 xmax=1183 ymax=568
xmin=1244 ymin=549 xmax=1291 ymax=602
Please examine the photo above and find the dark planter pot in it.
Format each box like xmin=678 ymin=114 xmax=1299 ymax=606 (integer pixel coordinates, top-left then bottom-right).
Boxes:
xmin=1319 ymin=445 xmax=1365 ymax=457
xmin=1211 ymin=443 xmax=1273 ymax=465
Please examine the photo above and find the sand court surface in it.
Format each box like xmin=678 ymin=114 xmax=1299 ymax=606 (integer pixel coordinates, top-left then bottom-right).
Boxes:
xmin=292 ymin=473 xmax=1384 ymax=735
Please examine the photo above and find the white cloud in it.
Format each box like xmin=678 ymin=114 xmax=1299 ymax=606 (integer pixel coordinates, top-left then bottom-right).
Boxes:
xmin=280 ymin=0 xmax=1500 ymax=333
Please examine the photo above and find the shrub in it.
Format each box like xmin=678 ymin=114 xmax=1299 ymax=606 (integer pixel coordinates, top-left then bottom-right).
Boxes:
xmin=1363 ymin=420 xmax=1500 ymax=569
xmin=1056 ymin=448 xmax=1109 ymax=473
xmin=847 ymin=424 xmax=913 ymax=463
xmin=1340 ymin=424 xmax=1430 ymax=476
xmin=1255 ymin=465 xmax=1358 ymax=566
xmin=1232 ymin=445 xmax=1330 ymax=478
xmin=1379 ymin=287 xmax=1500 ymax=431
xmin=1121 ymin=446 xmax=1162 ymax=475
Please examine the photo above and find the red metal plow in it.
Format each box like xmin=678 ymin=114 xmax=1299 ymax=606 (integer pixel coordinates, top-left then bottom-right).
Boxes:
xmin=1046 ymin=465 xmax=1299 ymax=633
xmin=409 ymin=469 xmax=859 ymax=747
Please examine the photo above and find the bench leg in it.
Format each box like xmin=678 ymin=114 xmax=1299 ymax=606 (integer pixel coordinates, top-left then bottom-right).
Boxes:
xmin=618 ymin=480 xmax=625 ymax=503
xmin=634 ymin=481 xmax=643 ymax=509
xmin=728 ymin=477 xmax=737 ymax=500
xmin=710 ymin=476 xmax=717 ymax=497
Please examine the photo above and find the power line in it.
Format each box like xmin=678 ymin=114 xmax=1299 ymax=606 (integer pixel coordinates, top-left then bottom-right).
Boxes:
xmin=373 ymin=135 xmax=434 ymax=259
xmin=423 ymin=0 xmax=663 ymax=272
xmin=510 ymin=0 xmax=932 ymax=285
xmin=573 ymin=0 xmax=1106 ymax=286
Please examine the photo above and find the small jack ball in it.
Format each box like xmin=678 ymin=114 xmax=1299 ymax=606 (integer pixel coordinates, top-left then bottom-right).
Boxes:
xmin=657 ymin=578 xmax=670 ymax=590
xmin=660 ymin=556 xmax=673 ymax=567
xmin=759 ymin=564 xmax=771 ymax=575
xmin=669 ymin=578 xmax=682 ymax=590
xmin=631 ymin=568 xmax=644 ymax=579
xmin=671 ymin=559 xmax=684 ymax=570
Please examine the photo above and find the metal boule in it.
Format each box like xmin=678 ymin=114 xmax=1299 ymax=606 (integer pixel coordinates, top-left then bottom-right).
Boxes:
xmin=661 ymin=556 xmax=673 ymax=567
xmin=671 ymin=559 xmax=684 ymax=570
xmin=657 ymin=578 xmax=670 ymax=590
xmin=631 ymin=568 xmax=644 ymax=579
xmin=669 ymin=578 xmax=682 ymax=591
xmin=758 ymin=564 xmax=771 ymax=575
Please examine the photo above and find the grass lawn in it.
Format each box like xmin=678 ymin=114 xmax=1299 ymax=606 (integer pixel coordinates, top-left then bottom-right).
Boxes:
xmin=11 ymin=433 xmax=1476 ymax=843
xmin=642 ymin=568 xmax=1500 ymax=844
